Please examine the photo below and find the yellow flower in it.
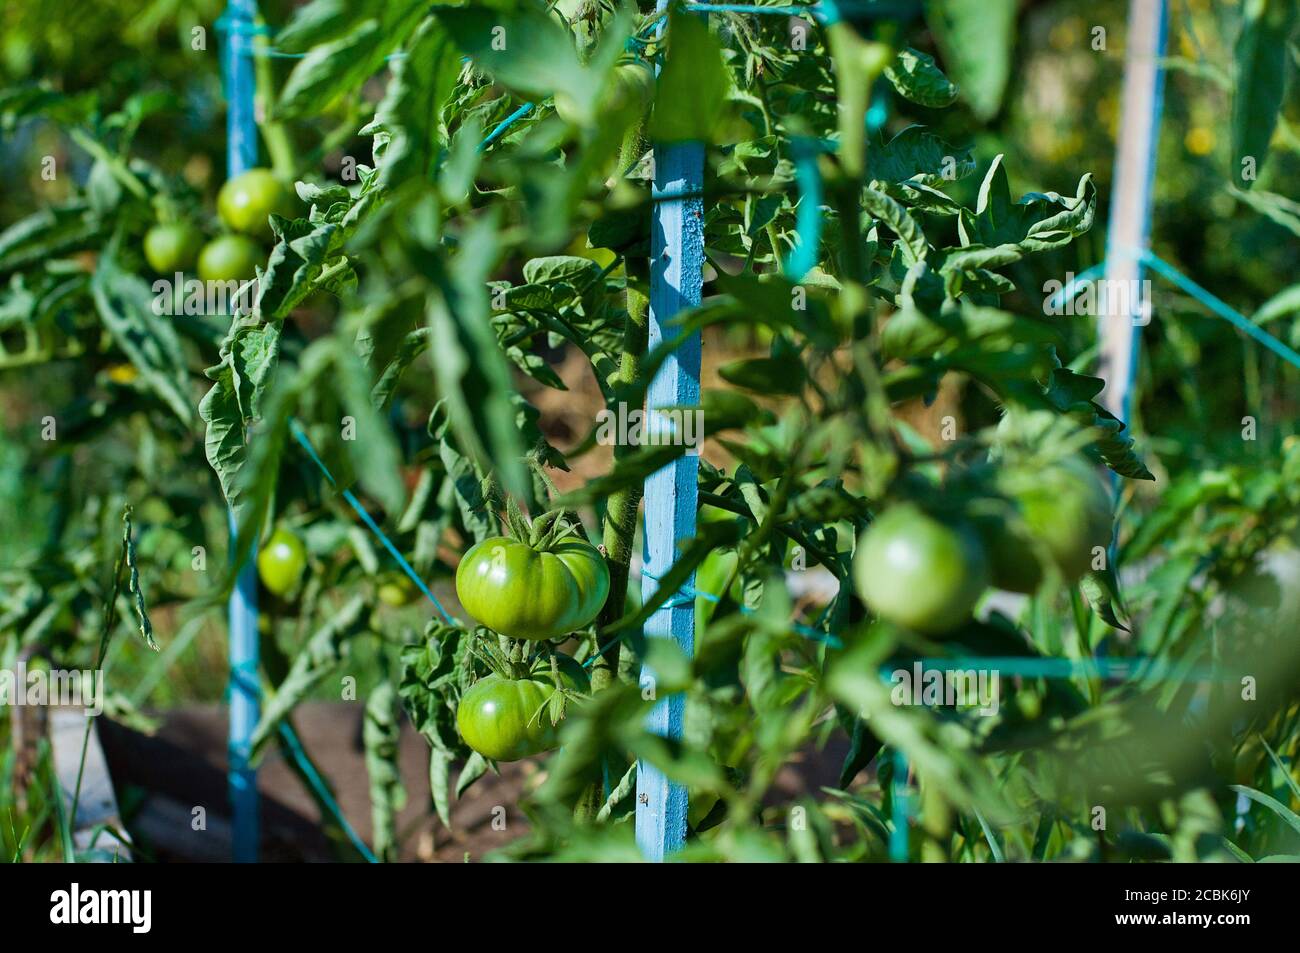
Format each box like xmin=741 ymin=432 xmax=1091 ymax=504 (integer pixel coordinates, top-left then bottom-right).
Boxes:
xmin=1185 ymin=127 xmax=1214 ymax=156
xmin=106 ymin=363 xmax=139 ymax=384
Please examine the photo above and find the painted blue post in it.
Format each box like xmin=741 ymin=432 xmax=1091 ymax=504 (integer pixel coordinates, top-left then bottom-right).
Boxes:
xmin=1097 ymin=0 xmax=1167 ymax=423
xmin=634 ymin=8 xmax=705 ymax=856
xmin=222 ymin=0 xmax=261 ymax=864
xmin=635 ymin=137 xmax=704 ymax=861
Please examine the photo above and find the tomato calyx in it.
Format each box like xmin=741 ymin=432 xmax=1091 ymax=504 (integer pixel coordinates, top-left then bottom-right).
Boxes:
xmin=501 ymin=496 xmax=590 ymax=555
xmin=467 ymin=633 xmax=586 ymax=733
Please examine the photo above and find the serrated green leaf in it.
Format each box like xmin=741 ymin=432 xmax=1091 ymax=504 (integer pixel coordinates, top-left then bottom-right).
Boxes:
xmin=884 ymin=48 xmax=958 ymax=107
xmin=278 ymin=4 xmax=425 ymax=118
xmin=867 ymin=125 xmax=975 ymax=186
xmin=863 ymin=187 xmax=929 ymax=264
xmin=926 ymin=0 xmax=1015 ymax=120
xmin=91 ymin=238 xmax=194 ymax=425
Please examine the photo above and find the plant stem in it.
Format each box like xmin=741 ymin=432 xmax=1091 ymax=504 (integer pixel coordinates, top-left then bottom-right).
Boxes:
xmin=591 ymin=260 xmax=648 ymax=695
xmin=70 ymin=520 xmax=128 ymax=835
xmin=67 ymin=129 xmax=148 ymax=200
xmin=590 ymin=123 xmax=650 ymax=696
xmin=574 ymin=125 xmax=648 ymax=825
xmin=253 ymin=19 xmax=297 ymax=181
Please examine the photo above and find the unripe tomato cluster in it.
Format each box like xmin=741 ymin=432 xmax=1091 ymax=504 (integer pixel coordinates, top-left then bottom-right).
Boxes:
xmin=452 ymin=528 xmax=610 ymax=762
xmin=854 ymin=456 xmax=1114 ymax=635
xmin=141 ymin=168 xmax=294 ymax=283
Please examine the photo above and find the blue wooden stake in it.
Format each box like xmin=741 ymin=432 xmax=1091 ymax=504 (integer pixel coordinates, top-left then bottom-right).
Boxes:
xmin=1097 ymin=0 xmax=1167 ymax=424
xmin=634 ymin=129 xmax=705 ymax=859
xmin=222 ymin=0 xmax=261 ymax=864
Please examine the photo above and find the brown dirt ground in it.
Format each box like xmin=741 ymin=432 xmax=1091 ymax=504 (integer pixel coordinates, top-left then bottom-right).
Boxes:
xmin=97 ymin=701 xmax=853 ymax=863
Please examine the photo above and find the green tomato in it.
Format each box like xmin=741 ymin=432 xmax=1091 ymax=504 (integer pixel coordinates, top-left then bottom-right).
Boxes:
xmin=377 ymin=574 xmax=418 ymax=607
xmin=456 ymin=535 xmax=610 ymax=640
xmin=973 ymin=513 xmax=1042 ymax=595
xmin=456 ymin=655 xmax=589 ymax=761
xmin=853 ymin=504 xmax=989 ymax=635
xmin=217 ymin=168 xmax=293 ymax=238
xmin=197 ymin=234 xmax=262 ymax=283
xmin=609 ymin=62 xmax=654 ymax=114
xmin=555 ymin=61 xmax=654 ymax=126
xmin=1005 ymin=457 xmax=1113 ymax=584
xmin=257 ymin=528 xmax=307 ymax=598
xmin=143 ymin=222 xmax=204 ymax=273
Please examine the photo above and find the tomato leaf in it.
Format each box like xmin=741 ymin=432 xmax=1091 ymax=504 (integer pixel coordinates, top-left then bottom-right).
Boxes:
xmin=884 ymin=48 xmax=958 ymax=108
xmin=432 ymin=4 xmax=588 ymax=106
xmin=363 ymin=678 xmax=407 ymax=862
xmin=277 ymin=3 xmax=426 ymax=118
xmin=867 ymin=125 xmax=975 ymax=186
xmin=371 ymin=17 xmax=463 ymax=190
xmin=91 ymin=237 xmax=194 ymax=425
xmin=425 ymin=214 xmax=529 ymax=499
xmin=1080 ymin=565 xmax=1130 ymax=633
xmin=926 ymin=0 xmax=1016 ymax=121
xmin=648 ymin=8 xmax=731 ymax=143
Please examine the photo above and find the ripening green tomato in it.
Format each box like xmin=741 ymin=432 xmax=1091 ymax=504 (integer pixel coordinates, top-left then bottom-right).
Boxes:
xmin=377 ymin=574 xmax=418 ymax=607
xmin=257 ymin=528 xmax=307 ymax=597
xmin=854 ymin=505 xmax=989 ymax=635
xmin=456 ymin=536 xmax=610 ymax=640
xmin=1015 ymin=687 xmax=1042 ymax=720
xmin=143 ymin=222 xmax=204 ymax=273
xmin=197 ymin=234 xmax=262 ymax=283
xmin=608 ymin=62 xmax=654 ymax=114
xmin=217 ymin=168 xmax=293 ymax=238
xmin=1006 ymin=458 xmax=1113 ymax=584
xmin=973 ymin=513 xmax=1043 ymax=595
xmin=555 ymin=62 xmax=654 ymax=126
xmin=455 ymin=655 xmax=588 ymax=761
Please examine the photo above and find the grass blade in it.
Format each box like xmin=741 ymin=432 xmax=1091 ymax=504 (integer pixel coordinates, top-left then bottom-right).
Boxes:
xmin=1230 ymin=785 xmax=1300 ymax=838
xmin=972 ymin=805 xmax=1005 ymax=862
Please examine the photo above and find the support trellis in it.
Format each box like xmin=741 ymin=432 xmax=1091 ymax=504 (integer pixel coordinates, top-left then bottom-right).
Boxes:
xmin=634 ymin=133 xmax=705 ymax=858
xmin=1096 ymin=0 xmax=1168 ymax=423
xmin=220 ymin=0 xmax=261 ymax=865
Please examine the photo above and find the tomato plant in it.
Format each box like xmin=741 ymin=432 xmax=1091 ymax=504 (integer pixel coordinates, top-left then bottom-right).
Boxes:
xmin=3 ymin=0 xmax=1300 ymax=867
